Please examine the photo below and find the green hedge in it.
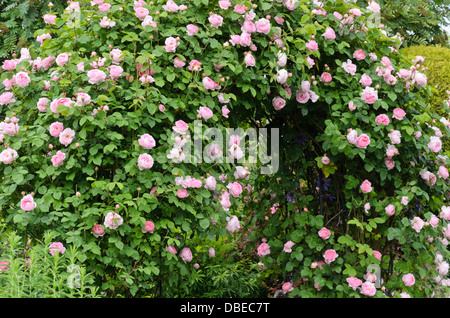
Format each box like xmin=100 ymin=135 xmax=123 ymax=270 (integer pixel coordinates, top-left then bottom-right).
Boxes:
xmin=400 ymin=45 xmax=450 ymax=115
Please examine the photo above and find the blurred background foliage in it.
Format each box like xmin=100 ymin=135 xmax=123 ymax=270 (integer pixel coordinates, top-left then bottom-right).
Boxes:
xmin=357 ymin=0 xmax=450 ymax=47
xmin=0 ymin=0 xmax=66 ymax=62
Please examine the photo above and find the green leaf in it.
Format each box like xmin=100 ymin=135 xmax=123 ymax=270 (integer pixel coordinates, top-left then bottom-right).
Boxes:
xmin=199 ymin=218 xmax=210 ymax=230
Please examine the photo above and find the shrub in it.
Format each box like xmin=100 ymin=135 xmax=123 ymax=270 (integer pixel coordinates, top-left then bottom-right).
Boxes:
xmin=0 ymin=0 xmax=449 ymax=298
xmin=400 ymin=45 xmax=450 ymax=114
xmin=400 ymin=45 xmax=450 ymax=155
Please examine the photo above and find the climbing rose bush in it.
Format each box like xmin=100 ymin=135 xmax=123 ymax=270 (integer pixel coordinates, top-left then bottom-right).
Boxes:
xmin=0 ymin=0 xmax=449 ymax=298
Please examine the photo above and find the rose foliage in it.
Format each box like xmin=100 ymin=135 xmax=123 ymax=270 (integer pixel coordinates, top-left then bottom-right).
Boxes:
xmin=1 ymin=0 xmax=450 ymax=298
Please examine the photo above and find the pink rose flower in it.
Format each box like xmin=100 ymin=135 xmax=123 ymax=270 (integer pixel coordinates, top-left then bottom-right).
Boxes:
xmin=173 ymin=57 xmax=186 ymax=68
xmin=202 ymin=76 xmax=220 ymax=91
xmin=323 ymin=249 xmax=338 ymax=264
xmin=56 ymin=53 xmax=70 ymax=67
xmin=74 ymin=93 xmax=90 ymax=107
xmin=320 ymin=72 xmax=332 ymax=83
xmin=227 ymin=182 xmax=243 ymax=197
xmin=239 ymin=31 xmax=252 ymax=46
xmin=180 ymin=247 xmax=193 ymax=263
xmin=92 ymin=224 xmax=106 ymax=237
xmin=49 ymin=122 xmax=64 ymax=137
xmin=172 ymin=120 xmax=189 ymax=134
xmin=137 ymin=153 xmax=154 ymax=170
xmin=0 ymin=148 xmax=18 ymax=164
xmin=412 ymin=71 xmax=427 ymax=86
xmin=428 ymin=136 xmax=442 ymax=153
xmin=99 ymin=17 xmax=116 ymax=28
xmin=272 ymin=96 xmax=286 ymax=110
xmin=375 ymin=114 xmax=390 ymax=126
xmin=388 ymin=130 xmax=401 ymax=144
xmin=244 ymin=52 xmax=255 ymax=67
xmin=257 ymin=242 xmax=271 ymax=257
xmin=385 ymin=204 xmax=395 ymax=216
xmin=225 ymin=215 xmax=240 ymax=233
xmin=50 ymin=97 xmax=72 ymax=114
xmin=305 ymin=40 xmax=319 ymax=52
xmin=318 ymin=227 xmax=331 ymax=240
xmin=21 ymin=194 xmax=37 ymax=211
xmin=373 ymin=250 xmax=382 ymax=260
xmin=142 ymin=220 xmax=155 ymax=233
xmin=135 ymin=7 xmax=149 ymax=20
xmin=282 ymin=282 xmax=294 ymax=293
xmin=353 ymin=49 xmax=366 ymax=61
xmin=361 ymin=86 xmax=378 ymax=104
xmin=162 ymin=0 xmax=179 ymax=12
xmin=109 ymin=48 xmax=124 ymax=64
xmin=186 ymin=24 xmax=199 ymax=36
xmin=242 ymin=20 xmax=256 ymax=33
xmin=346 ymin=277 xmax=363 ymax=290
xmin=359 ymin=74 xmax=372 ymax=86
xmin=188 ymin=59 xmax=202 ymax=71
xmin=98 ymin=3 xmax=111 ymax=11
xmin=2 ymin=122 xmax=19 ymax=136
xmin=209 ymin=247 xmax=215 ymax=257
xmin=342 ymin=59 xmax=357 ymax=75
xmin=51 ymin=150 xmax=66 ymax=167
xmin=37 ymin=33 xmax=52 ymax=45
xmin=208 ymin=14 xmax=223 ymax=28
xmin=384 ymin=158 xmax=395 ymax=170
xmin=166 ymin=245 xmax=177 ymax=254
xmin=0 ymin=260 xmax=9 ymax=272
xmin=43 ymin=14 xmax=57 ymax=24
xmin=109 ymin=65 xmax=123 ymax=79
xmin=15 ymin=71 xmax=31 ymax=88
xmin=356 ymin=133 xmax=370 ymax=149
xmin=321 ymin=156 xmax=330 ymax=165
xmin=430 ymin=214 xmax=439 ymax=227
xmin=397 ymin=69 xmax=411 ymax=80
xmin=411 ymin=217 xmax=424 ymax=233
xmin=2 ymin=59 xmax=17 ymax=71
xmin=87 ymin=69 xmax=106 ymax=84
xmin=402 ymin=273 xmax=415 ymax=286
xmin=367 ymin=1 xmax=380 ymax=12
xmin=360 ymin=180 xmax=372 ymax=193
xmin=360 ymin=282 xmax=376 ymax=296
xmin=220 ymin=191 xmax=231 ymax=210
xmin=197 ymin=106 xmax=213 ymax=120
xmin=322 ymin=27 xmax=336 ymax=40
xmin=255 ymin=18 xmax=271 ymax=34
xmin=276 ymin=69 xmax=288 ymax=84
xmin=37 ymin=97 xmax=50 ymax=112
xmin=283 ymin=240 xmax=295 ymax=253
xmin=59 ymin=128 xmax=75 ymax=147
xmin=233 ymin=4 xmax=247 ymax=14
xmin=204 ymin=176 xmax=216 ymax=190
xmin=164 ymin=36 xmax=179 ymax=53
xmin=138 ymin=134 xmax=156 ymax=149
xmin=348 ymin=100 xmax=356 ymax=111
xmin=36 ymin=33 xmax=52 ymax=46
xmin=2 ymin=77 xmax=15 ymax=90
xmin=0 ymin=92 xmax=16 ymax=105
xmin=104 ymin=211 xmax=123 ymax=229
xmin=218 ymin=0 xmax=231 ymax=9
xmin=392 ymin=108 xmax=406 ymax=120
xmin=49 ymin=242 xmax=66 ymax=255
xmin=177 ymin=188 xmax=189 ymax=198
xmin=347 ymin=129 xmax=358 ymax=144
xmin=438 ymin=166 xmax=449 ymax=179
